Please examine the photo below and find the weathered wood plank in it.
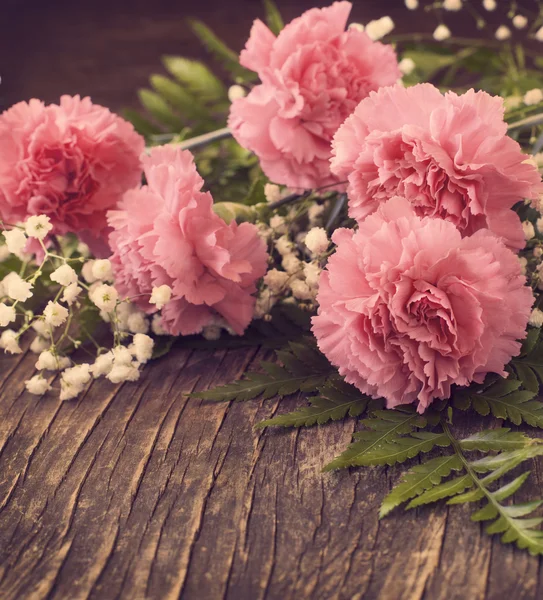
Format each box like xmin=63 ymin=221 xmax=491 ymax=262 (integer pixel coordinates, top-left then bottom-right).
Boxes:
xmin=0 ymin=344 xmax=542 ymax=600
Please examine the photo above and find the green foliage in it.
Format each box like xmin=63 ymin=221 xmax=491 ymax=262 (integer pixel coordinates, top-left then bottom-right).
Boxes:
xmin=453 ymin=377 xmax=543 ymax=428
xmin=323 ymin=409 xmax=440 ymax=471
xmin=381 ymin=424 xmax=543 ymax=555
xmin=163 ymin=56 xmax=226 ymax=102
xmin=192 ymin=339 xmax=337 ymax=402
xmin=264 ymin=0 xmax=284 ymax=35
xmin=189 ymin=20 xmax=256 ymax=81
xmin=510 ymin=328 xmax=543 ymax=394
xmin=256 ymin=379 xmax=368 ymax=429
xmin=137 ymin=89 xmax=185 ymax=131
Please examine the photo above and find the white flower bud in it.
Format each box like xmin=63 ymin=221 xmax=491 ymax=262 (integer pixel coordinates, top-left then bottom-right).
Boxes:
xmin=264 ymin=183 xmax=282 ymax=203
xmin=107 ymin=364 xmax=140 ymax=384
xmin=263 ymin=269 xmax=290 ymax=294
xmin=0 ymin=329 xmax=21 ymax=354
xmin=512 ymin=15 xmax=528 ymax=29
xmin=282 ymin=254 xmax=302 ymax=275
xmin=82 ymin=260 xmax=98 ymax=283
xmin=536 ymin=26 xmax=543 ymax=42
xmin=131 ymin=333 xmax=154 ymax=363
xmin=523 ymin=220 xmax=535 ymax=241
xmin=495 ymin=26 xmax=511 ymax=41
xmin=433 ymin=24 xmax=451 ymax=41
xmin=228 ymin=85 xmax=246 ymax=102
xmin=36 ymin=350 xmax=58 ymax=371
xmin=270 ymin=215 xmax=287 ymax=234
xmin=304 ymin=227 xmax=329 ymax=255
xmin=30 ymin=335 xmax=48 ymax=354
xmin=25 ymin=215 xmax=53 ymax=240
xmin=0 ymin=302 xmax=16 ymax=327
xmin=483 ymin=0 xmax=496 ymax=11
xmin=90 ymin=284 xmax=118 ymax=313
xmin=405 ymin=0 xmax=418 ymax=9
xmin=62 ymin=283 xmax=82 ymax=306
xmin=43 ymin=301 xmax=69 ymax=327
xmin=91 ymin=352 xmax=114 ymax=378
xmin=303 ymin=262 xmax=322 ymax=288
xmin=3 ymin=272 xmax=33 ymax=302
xmin=25 ymin=375 xmax=51 ymax=396
xmin=152 ymin=314 xmax=167 ymax=336
xmin=51 ymin=264 xmax=78 ymax=287
xmin=443 ymin=0 xmax=462 ymax=11
xmin=112 ymin=346 xmax=134 ymax=366
xmin=91 ymin=259 xmax=113 ymax=282
xmin=3 ymin=228 xmax=27 ymax=255
xmin=290 ymin=279 xmax=313 ymax=301
xmin=524 ymin=89 xmax=543 ymax=106
xmin=399 ymin=58 xmax=416 ymax=75
xmin=127 ymin=311 xmax=149 ymax=334
xmin=149 ymin=285 xmax=172 ymax=310
xmin=365 ymin=16 xmax=394 ymax=41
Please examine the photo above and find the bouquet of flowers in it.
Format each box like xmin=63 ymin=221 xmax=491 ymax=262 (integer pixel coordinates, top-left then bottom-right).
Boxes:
xmin=4 ymin=0 xmax=543 ymax=555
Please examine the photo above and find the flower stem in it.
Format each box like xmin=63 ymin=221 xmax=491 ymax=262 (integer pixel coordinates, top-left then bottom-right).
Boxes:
xmin=178 ymin=127 xmax=232 ymax=151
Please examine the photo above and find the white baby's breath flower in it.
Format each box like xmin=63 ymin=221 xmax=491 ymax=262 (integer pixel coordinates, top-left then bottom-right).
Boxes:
xmin=443 ymin=0 xmax=462 ymax=11
xmin=91 ymin=352 xmax=114 ymax=378
xmin=91 ymin=259 xmax=113 ymax=281
xmin=30 ymin=335 xmax=48 ymax=354
xmin=81 ymin=260 xmax=98 ymax=283
xmin=3 ymin=272 xmax=33 ymax=302
xmin=0 ymin=329 xmax=21 ymax=354
xmin=63 ymin=363 xmax=91 ymax=387
xmin=405 ymin=0 xmax=418 ymax=9
xmin=536 ymin=26 xmax=543 ymax=42
xmin=523 ymin=220 xmax=535 ymax=241
xmin=537 ymin=217 xmax=543 ymax=235
xmin=399 ymin=57 xmax=416 ymax=75
xmin=304 ymin=227 xmax=329 ymax=255
xmin=25 ymin=375 xmax=51 ymax=396
xmin=62 ymin=283 xmax=82 ymax=306
xmin=270 ymin=215 xmax=287 ymax=234
xmin=365 ymin=16 xmax=394 ymax=41
xmin=127 ymin=311 xmax=149 ymax=334
xmin=112 ymin=345 xmax=134 ymax=367
xmin=254 ymin=289 xmax=276 ymax=318
xmin=275 ymin=235 xmax=293 ymax=257
xmin=0 ymin=302 xmax=16 ymax=327
xmin=534 ymin=247 xmax=543 ymax=258
xmin=149 ymin=285 xmax=172 ymax=310
xmin=228 ymin=85 xmax=246 ymax=102
xmin=51 ymin=264 xmax=78 ymax=287
xmin=519 ymin=256 xmax=528 ymax=275
xmin=530 ymin=308 xmax=543 ymax=327
xmin=31 ymin=319 xmax=49 ymax=337
xmin=76 ymin=242 xmax=90 ymax=257
xmin=263 ymin=269 xmax=290 ymax=294
xmin=43 ymin=301 xmax=69 ymax=327
xmin=36 ymin=350 xmax=58 ymax=371
xmin=512 ymin=14 xmax=528 ymax=29
xmin=303 ymin=262 xmax=322 ymax=289
xmin=433 ymin=24 xmax=451 ymax=41
xmin=282 ymin=254 xmax=302 ymax=275
xmin=151 ymin=314 xmax=167 ymax=336
xmin=495 ymin=25 xmax=511 ymax=40
xmin=483 ymin=0 xmax=496 ymax=11
xmin=264 ymin=183 xmax=282 ymax=203
xmin=107 ymin=364 xmax=140 ymax=384
xmin=308 ymin=203 xmax=325 ymax=225
xmin=290 ymin=279 xmax=313 ymax=301
xmin=131 ymin=333 xmax=154 ymax=364
xmin=25 ymin=215 xmax=53 ymax=240
xmin=3 ymin=228 xmax=27 ymax=255
xmin=90 ymin=284 xmax=118 ymax=313
xmin=524 ymin=89 xmax=543 ymax=106
xmin=348 ymin=23 xmax=364 ymax=32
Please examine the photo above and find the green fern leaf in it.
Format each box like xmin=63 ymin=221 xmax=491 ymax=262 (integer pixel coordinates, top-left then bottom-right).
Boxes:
xmin=510 ymin=327 xmax=543 ymax=394
xmin=121 ymin=109 xmax=162 ymax=137
xmin=380 ymin=455 xmax=463 ymax=517
xmin=192 ymin=339 xmax=337 ymax=402
xmin=264 ymin=0 xmax=284 ymax=34
xmin=407 ymin=473 xmax=472 ymax=509
xmin=149 ymin=74 xmax=207 ymax=120
xmin=137 ymin=89 xmax=184 ymax=130
xmin=459 ymin=429 xmax=530 ymax=452
xmin=163 ymin=56 xmax=226 ymax=102
xmin=256 ymin=380 xmax=368 ymax=429
xmin=190 ymin=20 xmax=257 ymax=81
xmin=454 ymin=378 xmax=543 ymax=427
xmin=323 ymin=410 xmax=430 ymax=471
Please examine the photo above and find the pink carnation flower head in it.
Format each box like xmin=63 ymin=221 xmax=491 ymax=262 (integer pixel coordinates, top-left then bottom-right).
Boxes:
xmin=108 ymin=145 xmax=269 ymax=336
xmin=0 ymin=95 xmax=144 ymax=250
xmin=312 ymin=197 xmax=533 ymax=412
xmin=331 ymin=83 xmax=543 ymax=249
xmin=228 ymin=1 xmax=400 ymax=190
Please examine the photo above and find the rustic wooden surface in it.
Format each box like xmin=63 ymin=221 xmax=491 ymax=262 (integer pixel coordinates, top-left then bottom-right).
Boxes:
xmin=2 ymin=1 xmax=543 ymax=598
xmin=0 ymin=339 xmax=542 ymax=600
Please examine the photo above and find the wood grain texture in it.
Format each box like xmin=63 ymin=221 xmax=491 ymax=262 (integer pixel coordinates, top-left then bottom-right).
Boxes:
xmin=0 ymin=342 xmax=542 ymax=600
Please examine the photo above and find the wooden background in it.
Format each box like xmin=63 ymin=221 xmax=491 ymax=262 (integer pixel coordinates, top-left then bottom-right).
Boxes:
xmin=1 ymin=1 xmax=543 ymax=599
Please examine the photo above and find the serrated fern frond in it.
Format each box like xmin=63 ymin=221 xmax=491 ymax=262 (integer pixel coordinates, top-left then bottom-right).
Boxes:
xmin=323 ymin=409 xmax=434 ymax=471
xmin=192 ymin=338 xmax=337 ymax=402
xmin=510 ymin=327 xmax=543 ymax=394
xmin=256 ymin=379 xmax=368 ymax=429
xmin=382 ymin=422 xmax=543 ymax=555
xmin=453 ymin=377 xmax=543 ymax=428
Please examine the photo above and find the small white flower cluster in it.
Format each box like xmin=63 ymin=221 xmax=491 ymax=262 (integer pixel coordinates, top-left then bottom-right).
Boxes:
xmin=0 ymin=215 xmax=172 ymax=401
xmin=364 ymin=17 xmax=395 ymax=41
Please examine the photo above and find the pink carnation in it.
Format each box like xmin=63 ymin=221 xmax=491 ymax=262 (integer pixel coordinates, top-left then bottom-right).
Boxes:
xmin=228 ymin=2 xmax=400 ymax=190
xmin=108 ymin=146 xmax=268 ymax=336
xmin=0 ymin=96 xmax=144 ymax=249
xmin=312 ymin=197 xmax=533 ymax=412
xmin=331 ymin=83 xmax=543 ymax=249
